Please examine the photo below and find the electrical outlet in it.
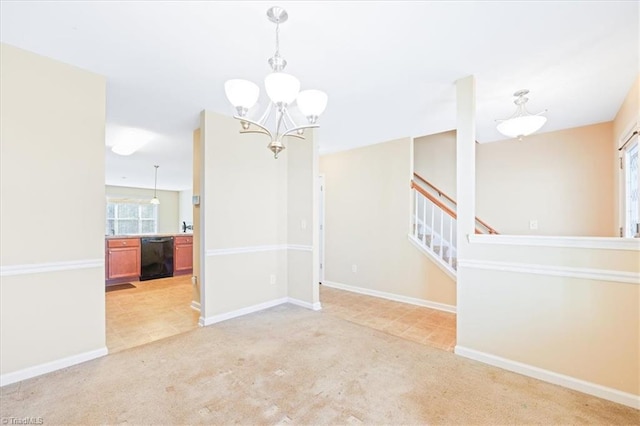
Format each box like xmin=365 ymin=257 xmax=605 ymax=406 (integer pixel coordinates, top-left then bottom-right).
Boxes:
xmin=351 ymin=264 xmax=358 ymax=273
xmin=191 ymin=276 xmax=197 ymax=286
xmin=270 ymin=274 xmax=277 ymax=285
xmin=529 ymin=220 xmax=538 ymax=230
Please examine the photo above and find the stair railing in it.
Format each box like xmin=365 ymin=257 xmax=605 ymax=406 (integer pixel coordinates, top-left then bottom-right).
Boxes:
xmin=413 ymin=173 xmax=499 ymax=235
xmin=411 ymin=181 xmax=457 ymax=273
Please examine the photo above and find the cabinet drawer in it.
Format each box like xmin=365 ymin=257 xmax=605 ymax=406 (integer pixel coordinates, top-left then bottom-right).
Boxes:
xmin=107 ymin=238 xmax=140 ymax=248
xmin=175 ymin=236 xmax=193 ymax=245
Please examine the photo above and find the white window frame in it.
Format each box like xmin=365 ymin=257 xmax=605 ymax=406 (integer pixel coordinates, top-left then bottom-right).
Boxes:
xmin=106 ymin=198 xmax=158 ymax=235
xmin=623 ymin=139 xmax=639 ymax=237
xmin=619 ymin=121 xmax=640 ymax=238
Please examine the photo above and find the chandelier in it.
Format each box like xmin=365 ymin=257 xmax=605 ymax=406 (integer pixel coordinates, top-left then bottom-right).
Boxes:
xmin=224 ymin=6 xmax=328 ymax=159
xmin=496 ymin=89 xmax=547 ymax=141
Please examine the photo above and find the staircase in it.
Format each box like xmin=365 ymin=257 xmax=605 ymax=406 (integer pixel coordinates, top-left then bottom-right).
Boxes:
xmin=410 ymin=173 xmax=497 ymax=278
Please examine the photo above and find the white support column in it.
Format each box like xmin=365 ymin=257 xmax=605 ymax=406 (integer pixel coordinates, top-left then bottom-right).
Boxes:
xmin=455 ymin=75 xmax=477 ymax=345
xmin=455 ymin=75 xmax=476 ymax=260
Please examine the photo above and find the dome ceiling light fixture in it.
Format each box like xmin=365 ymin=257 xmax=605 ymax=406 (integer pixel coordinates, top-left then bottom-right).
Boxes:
xmin=224 ymin=6 xmax=328 ymax=159
xmin=496 ymin=89 xmax=547 ymax=141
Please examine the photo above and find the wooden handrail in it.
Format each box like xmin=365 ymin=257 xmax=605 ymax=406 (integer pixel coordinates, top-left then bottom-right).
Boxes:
xmin=411 ymin=175 xmax=499 ymax=234
xmin=411 ymin=181 xmax=457 ymax=220
xmin=474 ymin=217 xmax=498 ymax=234
xmin=413 ymin=173 xmax=457 ymax=206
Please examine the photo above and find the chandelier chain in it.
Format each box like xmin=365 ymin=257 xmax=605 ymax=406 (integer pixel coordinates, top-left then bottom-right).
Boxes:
xmin=275 ymin=21 xmax=280 ymax=57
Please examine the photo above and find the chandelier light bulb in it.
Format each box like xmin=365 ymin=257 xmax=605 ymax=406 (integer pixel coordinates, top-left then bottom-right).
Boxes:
xmin=224 ymin=79 xmax=260 ymax=112
xmin=264 ymin=72 xmax=300 ymax=105
xmin=297 ymin=89 xmax=328 ymax=122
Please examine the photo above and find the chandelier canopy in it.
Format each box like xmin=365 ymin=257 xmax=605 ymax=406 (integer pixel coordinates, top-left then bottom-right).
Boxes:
xmin=496 ymin=89 xmax=547 ymax=141
xmin=224 ymin=6 xmax=328 ymax=159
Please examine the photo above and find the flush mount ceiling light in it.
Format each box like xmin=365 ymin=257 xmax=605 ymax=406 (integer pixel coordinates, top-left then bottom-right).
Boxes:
xmin=496 ymin=89 xmax=547 ymax=141
xmin=110 ymin=127 xmax=156 ymax=156
xmin=150 ymin=165 xmax=160 ymax=205
xmin=224 ymin=6 xmax=328 ymax=159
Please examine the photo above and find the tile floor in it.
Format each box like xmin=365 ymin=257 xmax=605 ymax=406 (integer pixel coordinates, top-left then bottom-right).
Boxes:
xmin=106 ymin=279 xmax=455 ymax=354
xmin=320 ymin=285 xmax=456 ymax=351
xmin=105 ymin=275 xmax=199 ymax=353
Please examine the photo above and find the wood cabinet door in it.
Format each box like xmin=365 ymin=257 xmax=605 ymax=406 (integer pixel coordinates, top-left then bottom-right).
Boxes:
xmin=174 ymin=244 xmax=193 ymax=272
xmin=107 ymin=247 xmax=140 ymax=279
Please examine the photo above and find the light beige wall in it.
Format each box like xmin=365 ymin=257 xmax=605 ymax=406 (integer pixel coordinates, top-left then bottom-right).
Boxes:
xmin=613 ymin=74 xmax=640 ymax=235
xmin=414 ymin=130 xmax=457 ymax=198
xmin=478 ymin=122 xmax=615 ymax=236
xmin=200 ymin=111 xmax=288 ymax=318
xmin=415 ymin=123 xmax=616 ymax=236
xmin=0 ymin=43 xmax=106 ymax=376
xmin=106 ymin=185 xmax=179 ymax=234
xmin=320 ymin=137 xmax=456 ymax=306
xmin=458 ymin=240 xmax=640 ymax=397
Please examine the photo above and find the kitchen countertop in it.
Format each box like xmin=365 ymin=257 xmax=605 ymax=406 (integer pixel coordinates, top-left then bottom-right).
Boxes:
xmin=105 ymin=233 xmax=193 ymax=239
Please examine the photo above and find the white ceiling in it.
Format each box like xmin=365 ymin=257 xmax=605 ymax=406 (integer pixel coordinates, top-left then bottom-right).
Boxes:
xmin=1 ymin=1 xmax=638 ymax=191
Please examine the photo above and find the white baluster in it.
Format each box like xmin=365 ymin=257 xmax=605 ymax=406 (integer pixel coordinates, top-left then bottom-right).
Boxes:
xmin=413 ymin=189 xmax=419 ymax=238
xmin=439 ymin=208 xmax=444 ymax=262
xmin=448 ymin=215 xmax=453 ymax=266
xmin=421 ymin=195 xmax=427 ymax=245
xmin=430 ymin=201 xmax=435 ymax=250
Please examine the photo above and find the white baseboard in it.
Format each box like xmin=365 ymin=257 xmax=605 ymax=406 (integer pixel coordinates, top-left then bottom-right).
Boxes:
xmin=454 ymin=345 xmax=640 ymax=409
xmin=198 ymin=296 xmax=323 ymax=327
xmin=323 ymin=280 xmax=456 ymax=314
xmin=0 ymin=347 xmax=108 ymax=387
xmin=190 ymin=301 xmax=201 ymax=312
xmin=288 ymin=297 xmax=322 ymax=311
xmin=199 ymin=297 xmax=289 ymax=326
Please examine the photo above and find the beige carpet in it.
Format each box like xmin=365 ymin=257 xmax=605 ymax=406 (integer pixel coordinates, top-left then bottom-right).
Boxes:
xmin=1 ymin=304 xmax=638 ymax=425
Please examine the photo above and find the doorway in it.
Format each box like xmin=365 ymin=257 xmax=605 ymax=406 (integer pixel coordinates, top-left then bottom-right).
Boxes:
xmin=104 ymin=131 xmax=201 ymax=354
xmin=105 ymin=275 xmax=199 ymax=353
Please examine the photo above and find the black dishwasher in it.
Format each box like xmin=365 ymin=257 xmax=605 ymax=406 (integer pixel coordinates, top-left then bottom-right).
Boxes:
xmin=140 ymin=236 xmax=174 ymax=281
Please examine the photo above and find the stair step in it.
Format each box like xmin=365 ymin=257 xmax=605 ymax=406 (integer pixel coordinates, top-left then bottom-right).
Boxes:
xmin=413 ymin=234 xmax=457 ymax=272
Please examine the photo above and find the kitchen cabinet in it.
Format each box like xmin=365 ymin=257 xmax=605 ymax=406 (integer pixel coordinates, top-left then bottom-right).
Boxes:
xmin=106 ymin=237 xmax=140 ymax=283
xmin=174 ymin=235 xmax=193 ymax=274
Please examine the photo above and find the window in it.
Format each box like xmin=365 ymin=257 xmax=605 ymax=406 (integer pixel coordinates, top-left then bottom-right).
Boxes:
xmin=624 ymin=139 xmax=639 ymax=237
xmin=106 ymin=199 xmax=158 ymax=235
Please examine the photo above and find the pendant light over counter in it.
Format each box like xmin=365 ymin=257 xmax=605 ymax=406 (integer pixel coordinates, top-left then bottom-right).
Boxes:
xmin=151 ymin=165 xmax=160 ymax=205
